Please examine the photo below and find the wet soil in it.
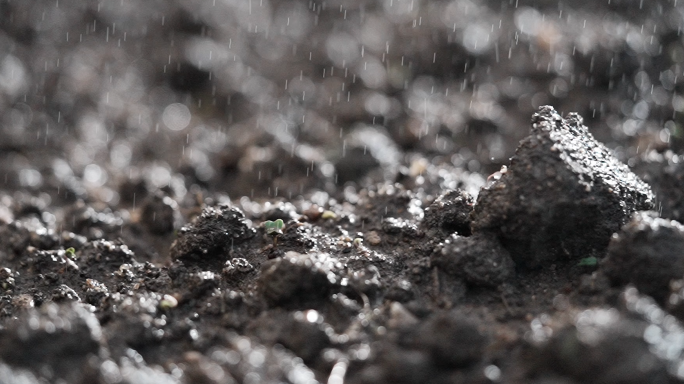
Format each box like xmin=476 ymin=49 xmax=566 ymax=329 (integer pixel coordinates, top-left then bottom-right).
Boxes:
xmin=2 ymin=0 xmax=684 ymax=383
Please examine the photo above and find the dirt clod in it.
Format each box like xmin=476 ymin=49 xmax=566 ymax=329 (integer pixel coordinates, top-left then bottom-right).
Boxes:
xmin=433 ymin=233 xmax=515 ymax=288
xmin=602 ymin=211 xmax=684 ymax=304
xmin=258 ymin=252 xmax=342 ymax=308
xmin=471 ymin=106 xmax=654 ymax=268
xmin=170 ymin=205 xmax=255 ymax=261
xmin=423 ymin=189 xmax=474 ymax=236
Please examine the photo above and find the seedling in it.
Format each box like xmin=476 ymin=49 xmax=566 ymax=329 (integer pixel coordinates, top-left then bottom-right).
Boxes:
xmin=578 ymin=256 xmax=598 ymax=267
xmin=65 ymin=247 xmax=76 ymax=260
xmin=321 ymin=210 xmax=337 ymax=220
xmin=159 ymin=294 xmax=178 ymax=310
xmin=264 ymin=219 xmax=285 ymax=245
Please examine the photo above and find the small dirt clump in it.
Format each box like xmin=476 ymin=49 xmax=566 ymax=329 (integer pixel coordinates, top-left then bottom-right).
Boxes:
xmin=602 ymin=211 xmax=684 ymax=304
xmin=258 ymin=251 xmax=343 ymax=308
xmin=521 ymin=288 xmax=681 ymax=383
xmin=170 ymin=205 xmax=256 ymax=261
xmin=432 ymin=233 xmax=515 ymax=288
xmin=471 ymin=106 xmax=654 ymax=268
xmin=422 ymin=189 xmax=474 ymax=236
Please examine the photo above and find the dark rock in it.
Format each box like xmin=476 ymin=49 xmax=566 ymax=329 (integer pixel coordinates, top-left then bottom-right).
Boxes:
xmin=413 ymin=311 xmax=487 ymax=368
xmin=423 ymin=189 xmax=474 ymax=235
xmin=602 ymin=211 xmax=684 ymax=304
xmin=471 ymin=106 xmax=654 ymax=268
xmin=170 ymin=205 xmax=255 ymax=260
xmin=140 ymin=193 xmax=181 ymax=235
xmin=432 ymin=233 xmax=515 ymax=288
xmin=258 ymin=252 xmax=342 ymax=308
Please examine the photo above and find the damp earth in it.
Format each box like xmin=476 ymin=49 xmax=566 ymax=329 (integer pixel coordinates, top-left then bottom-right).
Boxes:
xmin=2 ymin=1 xmax=684 ymax=383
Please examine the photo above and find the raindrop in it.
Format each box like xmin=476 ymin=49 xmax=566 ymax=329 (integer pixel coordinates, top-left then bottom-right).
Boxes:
xmin=162 ymin=103 xmax=191 ymax=131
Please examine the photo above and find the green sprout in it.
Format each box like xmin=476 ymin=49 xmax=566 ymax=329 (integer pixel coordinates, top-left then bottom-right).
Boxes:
xmin=65 ymin=247 xmax=76 ymax=260
xmin=264 ymin=219 xmax=285 ymax=245
xmin=321 ymin=210 xmax=337 ymax=220
xmin=578 ymin=257 xmax=598 ymax=267
xmin=159 ymin=294 xmax=178 ymax=310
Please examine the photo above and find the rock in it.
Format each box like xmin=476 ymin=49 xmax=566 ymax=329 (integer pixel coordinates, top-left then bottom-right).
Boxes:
xmin=602 ymin=211 xmax=684 ymax=304
xmin=258 ymin=252 xmax=342 ymax=308
xmin=422 ymin=189 xmax=474 ymax=235
xmin=170 ymin=205 xmax=255 ymax=260
xmin=471 ymin=106 xmax=654 ymax=268
xmin=432 ymin=233 xmax=515 ymax=288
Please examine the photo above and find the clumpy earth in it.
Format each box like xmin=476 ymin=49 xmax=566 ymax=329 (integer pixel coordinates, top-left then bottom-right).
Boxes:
xmin=3 ymin=0 xmax=684 ymax=383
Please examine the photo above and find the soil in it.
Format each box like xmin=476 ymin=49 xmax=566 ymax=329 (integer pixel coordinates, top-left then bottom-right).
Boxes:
xmin=2 ymin=0 xmax=684 ymax=383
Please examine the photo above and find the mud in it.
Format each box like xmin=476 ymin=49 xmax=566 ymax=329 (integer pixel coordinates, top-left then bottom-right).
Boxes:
xmin=2 ymin=0 xmax=684 ymax=383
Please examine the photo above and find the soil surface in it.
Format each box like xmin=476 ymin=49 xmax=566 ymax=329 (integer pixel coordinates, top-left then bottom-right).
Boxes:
xmin=2 ymin=0 xmax=684 ymax=383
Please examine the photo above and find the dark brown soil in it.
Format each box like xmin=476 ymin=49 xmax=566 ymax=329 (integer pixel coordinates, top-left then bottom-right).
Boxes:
xmin=2 ymin=1 xmax=684 ymax=383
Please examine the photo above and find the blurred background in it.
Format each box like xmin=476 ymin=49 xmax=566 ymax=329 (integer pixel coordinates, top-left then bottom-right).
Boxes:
xmin=0 ymin=0 xmax=682 ymax=210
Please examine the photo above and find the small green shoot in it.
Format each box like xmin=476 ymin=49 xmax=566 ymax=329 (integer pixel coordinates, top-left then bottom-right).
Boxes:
xmin=264 ymin=219 xmax=285 ymax=245
xmin=321 ymin=210 xmax=337 ymax=220
xmin=578 ymin=256 xmax=598 ymax=267
xmin=159 ymin=294 xmax=178 ymax=310
xmin=353 ymin=238 xmax=363 ymax=248
xmin=65 ymin=247 xmax=76 ymax=260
